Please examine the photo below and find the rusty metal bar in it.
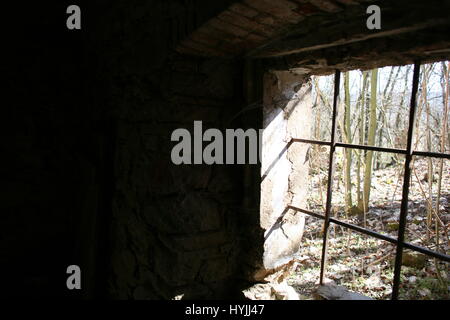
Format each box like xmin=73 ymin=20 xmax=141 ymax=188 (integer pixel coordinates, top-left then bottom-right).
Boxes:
xmin=412 ymin=150 xmax=450 ymax=159
xmin=403 ymin=242 xmax=450 ymax=262
xmin=292 ymin=138 xmax=331 ymax=146
xmin=329 ymin=221 xmax=450 ymax=262
xmin=289 ymin=205 xmax=450 ymax=262
xmin=329 ymin=218 xmax=396 ymax=245
xmin=288 ymin=206 xmax=326 ymax=220
xmin=335 ymin=142 xmax=407 ymax=155
xmin=292 ymin=140 xmax=450 ymax=159
xmin=391 ymin=61 xmax=421 ymax=300
xmin=289 ymin=206 xmax=397 ymax=244
xmin=319 ymin=70 xmax=340 ymax=285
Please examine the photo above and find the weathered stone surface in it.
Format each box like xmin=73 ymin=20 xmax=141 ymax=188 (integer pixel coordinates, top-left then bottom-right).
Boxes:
xmin=169 ymin=232 xmax=229 ymax=251
xmin=263 ymin=210 xmax=305 ymax=269
xmin=142 ymin=194 xmax=222 ymax=234
xmin=260 ymin=71 xmax=310 ymax=274
xmin=316 ymin=283 xmax=373 ymax=300
xmin=109 ymin=38 xmax=248 ymax=298
xmin=402 ymin=251 xmax=427 ymax=269
xmin=243 ymin=281 xmax=300 ymax=300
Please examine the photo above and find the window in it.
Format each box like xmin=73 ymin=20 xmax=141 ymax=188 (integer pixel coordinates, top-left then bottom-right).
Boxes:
xmin=289 ymin=61 xmax=449 ymax=299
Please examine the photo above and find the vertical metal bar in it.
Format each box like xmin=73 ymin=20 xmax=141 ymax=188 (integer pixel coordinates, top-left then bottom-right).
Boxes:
xmin=391 ymin=61 xmax=421 ymax=300
xmin=319 ymin=70 xmax=340 ymax=284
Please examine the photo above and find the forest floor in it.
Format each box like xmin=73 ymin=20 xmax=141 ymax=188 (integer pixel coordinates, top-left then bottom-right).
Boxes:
xmin=288 ymin=157 xmax=450 ymax=300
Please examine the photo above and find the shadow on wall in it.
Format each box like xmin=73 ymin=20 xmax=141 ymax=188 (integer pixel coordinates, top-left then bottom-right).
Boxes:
xmin=259 ymin=71 xmax=313 ymax=281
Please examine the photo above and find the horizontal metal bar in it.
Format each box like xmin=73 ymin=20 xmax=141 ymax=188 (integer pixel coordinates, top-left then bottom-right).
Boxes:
xmin=288 ymin=205 xmax=450 ymax=263
xmin=331 ymin=218 xmax=450 ymax=262
xmin=335 ymin=143 xmax=407 ymax=155
xmin=329 ymin=217 xmax=399 ymax=245
xmin=292 ymin=140 xmax=450 ymax=159
xmin=403 ymin=242 xmax=450 ymax=263
xmin=288 ymin=205 xmax=397 ymax=244
xmin=412 ymin=151 xmax=450 ymax=159
xmin=288 ymin=206 xmax=326 ymax=220
xmin=292 ymin=138 xmax=331 ymax=146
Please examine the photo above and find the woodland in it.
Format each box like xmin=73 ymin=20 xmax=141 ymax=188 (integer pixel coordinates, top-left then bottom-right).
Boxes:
xmin=289 ymin=61 xmax=450 ymax=300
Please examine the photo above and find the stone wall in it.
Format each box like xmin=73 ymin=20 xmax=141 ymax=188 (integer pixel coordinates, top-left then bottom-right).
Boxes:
xmin=259 ymin=71 xmax=312 ymax=278
xmin=107 ymin=53 xmax=255 ymax=299
xmin=83 ymin=1 xmax=264 ymax=299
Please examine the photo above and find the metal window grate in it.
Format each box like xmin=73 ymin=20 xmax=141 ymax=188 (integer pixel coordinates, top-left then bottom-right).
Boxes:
xmin=288 ymin=62 xmax=450 ymax=300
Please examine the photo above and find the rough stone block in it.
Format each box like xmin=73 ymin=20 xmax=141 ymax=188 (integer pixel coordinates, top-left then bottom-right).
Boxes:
xmin=316 ymin=283 xmax=373 ymax=300
xmin=198 ymin=257 xmax=231 ymax=282
xmin=170 ymin=165 xmax=213 ymax=191
xmin=170 ymin=232 xmax=229 ymax=251
xmin=243 ymin=281 xmax=300 ymax=300
xmin=143 ymin=193 xmax=222 ymax=234
xmin=154 ymin=248 xmax=202 ymax=286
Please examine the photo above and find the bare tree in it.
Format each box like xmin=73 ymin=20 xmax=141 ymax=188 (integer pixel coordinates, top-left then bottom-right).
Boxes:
xmin=357 ymin=71 xmax=369 ymax=210
xmin=436 ymin=61 xmax=449 ymax=247
xmin=344 ymin=72 xmax=353 ymax=212
xmin=362 ymin=68 xmax=378 ymax=212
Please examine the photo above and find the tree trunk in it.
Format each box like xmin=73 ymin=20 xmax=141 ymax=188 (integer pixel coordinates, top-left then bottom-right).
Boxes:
xmin=344 ymin=72 xmax=353 ymax=211
xmin=436 ymin=61 xmax=449 ymax=248
xmin=362 ymin=69 xmax=378 ymax=212
xmin=357 ymin=72 xmax=369 ymax=207
xmin=423 ymin=66 xmax=433 ymax=242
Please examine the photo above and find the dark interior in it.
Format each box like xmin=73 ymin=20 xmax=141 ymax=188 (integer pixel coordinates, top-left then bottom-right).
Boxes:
xmin=1 ymin=0 xmax=449 ymax=299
